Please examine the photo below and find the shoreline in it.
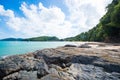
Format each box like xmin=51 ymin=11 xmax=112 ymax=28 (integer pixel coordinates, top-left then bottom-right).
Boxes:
xmin=1 ymin=42 xmax=120 ymax=62
xmin=0 ymin=42 xmax=120 ymax=80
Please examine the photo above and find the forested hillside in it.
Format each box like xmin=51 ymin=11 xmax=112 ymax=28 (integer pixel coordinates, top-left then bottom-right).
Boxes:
xmin=64 ymin=0 xmax=120 ymax=43
xmin=0 ymin=38 xmax=23 ymax=41
xmin=23 ymin=36 xmax=59 ymax=41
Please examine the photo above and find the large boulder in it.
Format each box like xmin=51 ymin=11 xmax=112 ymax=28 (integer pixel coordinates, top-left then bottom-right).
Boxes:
xmin=68 ymin=63 xmax=120 ymax=80
xmin=0 ymin=56 xmax=23 ymax=78
xmin=0 ymin=55 xmax=49 ymax=79
xmin=34 ymin=49 xmax=72 ymax=68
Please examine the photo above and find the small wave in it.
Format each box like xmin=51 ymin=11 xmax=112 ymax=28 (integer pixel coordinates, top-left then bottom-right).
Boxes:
xmin=1 ymin=55 xmax=9 ymax=59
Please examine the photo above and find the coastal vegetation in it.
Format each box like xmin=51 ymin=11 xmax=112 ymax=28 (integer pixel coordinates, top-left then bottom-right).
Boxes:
xmin=0 ymin=38 xmax=23 ymax=41
xmin=0 ymin=36 xmax=59 ymax=41
xmin=64 ymin=0 xmax=120 ymax=43
xmin=23 ymin=36 xmax=59 ymax=41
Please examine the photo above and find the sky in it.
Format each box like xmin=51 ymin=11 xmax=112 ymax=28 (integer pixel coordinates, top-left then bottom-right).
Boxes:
xmin=0 ymin=0 xmax=112 ymax=39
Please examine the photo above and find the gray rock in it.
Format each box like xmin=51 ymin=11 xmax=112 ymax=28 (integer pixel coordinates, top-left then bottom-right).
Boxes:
xmin=0 ymin=60 xmax=20 ymax=78
xmin=34 ymin=49 xmax=72 ymax=68
xmin=40 ymin=74 xmax=63 ymax=80
xmin=112 ymin=72 xmax=120 ymax=79
xmin=3 ymin=71 xmax=37 ymax=80
xmin=37 ymin=69 xmax=49 ymax=79
xmin=68 ymin=63 xmax=120 ymax=80
xmin=0 ymin=55 xmax=49 ymax=79
xmin=78 ymin=44 xmax=91 ymax=48
xmin=17 ymin=71 xmax=37 ymax=80
xmin=3 ymin=72 xmax=19 ymax=80
xmin=0 ymin=48 xmax=120 ymax=80
xmin=49 ymin=68 xmax=58 ymax=75
xmin=64 ymin=44 xmax=77 ymax=47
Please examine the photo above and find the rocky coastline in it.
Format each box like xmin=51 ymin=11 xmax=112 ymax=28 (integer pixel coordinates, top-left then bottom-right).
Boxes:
xmin=0 ymin=42 xmax=120 ymax=80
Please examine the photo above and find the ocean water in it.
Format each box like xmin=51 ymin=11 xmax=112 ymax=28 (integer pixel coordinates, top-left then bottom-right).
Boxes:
xmin=0 ymin=41 xmax=75 ymax=58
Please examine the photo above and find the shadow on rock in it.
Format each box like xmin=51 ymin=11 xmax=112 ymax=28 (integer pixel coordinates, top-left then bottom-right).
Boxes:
xmin=72 ymin=55 xmax=120 ymax=73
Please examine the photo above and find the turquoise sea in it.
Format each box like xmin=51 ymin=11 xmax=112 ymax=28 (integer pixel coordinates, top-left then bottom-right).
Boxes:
xmin=0 ymin=41 xmax=75 ymax=58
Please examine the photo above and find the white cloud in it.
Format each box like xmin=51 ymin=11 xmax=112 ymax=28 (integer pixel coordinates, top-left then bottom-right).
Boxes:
xmin=0 ymin=5 xmax=14 ymax=18
xmin=65 ymin=0 xmax=112 ymax=31
xmin=0 ymin=0 xmax=112 ymax=38
xmin=0 ymin=3 xmax=74 ymax=38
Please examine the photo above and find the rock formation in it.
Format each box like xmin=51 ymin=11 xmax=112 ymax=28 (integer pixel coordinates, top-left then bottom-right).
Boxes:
xmin=0 ymin=43 xmax=120 ymax=80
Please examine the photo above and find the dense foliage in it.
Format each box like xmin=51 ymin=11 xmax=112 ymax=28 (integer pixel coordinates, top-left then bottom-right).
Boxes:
xmin=64 ymin=0 xmax=120 ymax=42
xmin=24 ymin=36 xmax=59 ymax=41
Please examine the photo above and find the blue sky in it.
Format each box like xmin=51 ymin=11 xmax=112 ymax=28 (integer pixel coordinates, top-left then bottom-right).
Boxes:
xmin=0 ymin=0 xmax=112 ymax=39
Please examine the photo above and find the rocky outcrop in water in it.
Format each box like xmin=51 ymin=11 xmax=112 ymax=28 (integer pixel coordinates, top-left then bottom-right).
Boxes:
xmin=0 ymin=43 xmax=120 ymax=80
